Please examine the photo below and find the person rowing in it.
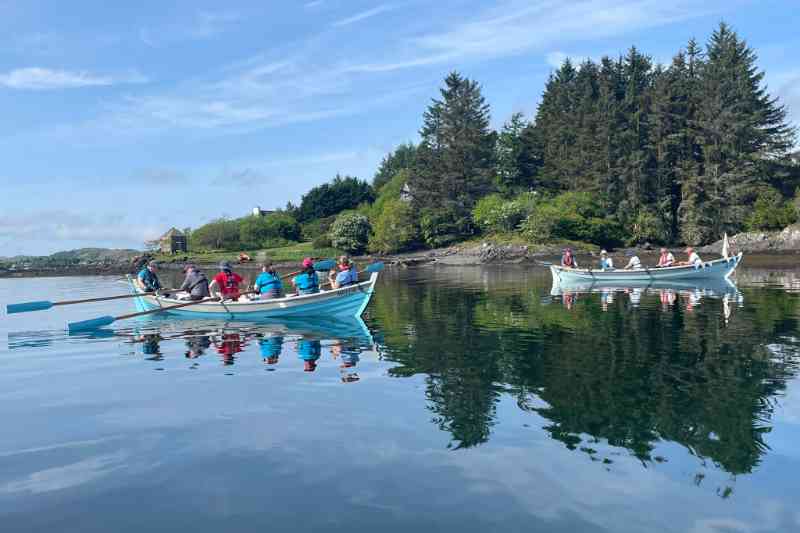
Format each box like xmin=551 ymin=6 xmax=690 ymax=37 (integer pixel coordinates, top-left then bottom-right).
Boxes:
xmin=598 ymin=249 xmax=614 ymax=270
xmin=135 ymin=261 xmax=162 ymax=292
xmin=623 ymin=251 xmax=642 ymax=270
xmin=561 ymin=248 xmax=578 ymax=268
xmin=209 ymin=261 xmax=244 ymax=301
xmin=292 ymin=258 xmax=319 ymax=295
xmin=328 ymin=255 xmax=358 ymax=289
xmin=254 ymin=261 xmax=283 ymax=299
xmin=656 ymin=248 xmax=675 ymax=267
xmin=678 ymin=247 xmax=703 ymax=267
xmin=178 ymin=264 xmax=210 ymax=301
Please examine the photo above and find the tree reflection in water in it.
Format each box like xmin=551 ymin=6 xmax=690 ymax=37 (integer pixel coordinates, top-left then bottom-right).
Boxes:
xmin=368 ymin=268 xmax=800 ymax=483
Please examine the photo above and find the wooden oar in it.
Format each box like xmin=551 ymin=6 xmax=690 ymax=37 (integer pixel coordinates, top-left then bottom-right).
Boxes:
xmin=6 ymin=289 xmax=185 ymax=314
xmin=67 ymin=297 xmax=217 ymax=332
xmin=319 ymin=262 xmax=384 ymax=289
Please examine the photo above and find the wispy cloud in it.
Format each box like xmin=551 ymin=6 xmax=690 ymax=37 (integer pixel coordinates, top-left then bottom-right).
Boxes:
xmin=139 ymin=10 xmax=242 ymax=47
xmin=0 ymin=67 xmax=147 ymax=90
xmin=332 ymin=4 xmax=395 ymax=27
xmin=305 ymin=0 xmax=325 ymax=8
xmin=344 ymin=0 xmax=723 ymax=73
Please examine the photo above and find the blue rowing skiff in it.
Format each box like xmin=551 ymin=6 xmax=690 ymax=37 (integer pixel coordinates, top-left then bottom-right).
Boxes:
xmin=127 ymin=272 xmax=379 ymax=319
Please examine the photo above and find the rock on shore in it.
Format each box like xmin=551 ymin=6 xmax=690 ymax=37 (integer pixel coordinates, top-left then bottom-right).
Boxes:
xmin=700 ymin=224 xmax=800 ymax=254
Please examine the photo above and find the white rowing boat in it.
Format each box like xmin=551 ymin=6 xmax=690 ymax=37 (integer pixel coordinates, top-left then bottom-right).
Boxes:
xmin=550 ymin=253 xmax=742 ymax=285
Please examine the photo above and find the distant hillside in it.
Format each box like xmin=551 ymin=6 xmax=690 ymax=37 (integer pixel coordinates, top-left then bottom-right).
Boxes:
xmin=0 ymin=248 xmax=141 ymax=270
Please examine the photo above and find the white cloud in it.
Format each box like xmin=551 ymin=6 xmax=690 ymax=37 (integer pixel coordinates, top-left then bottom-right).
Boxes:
xmin=305 ymin=1 xmax=324 ymax=8
xmin=0 ymin=67 xmax=147 ymax=90
xmin=346 ymin=0 xmax=723 ymax=73
xmin=332 ymin=4 xmax=395 ymax=27
xmin=0 ymin=210 xmax=162 ymax=249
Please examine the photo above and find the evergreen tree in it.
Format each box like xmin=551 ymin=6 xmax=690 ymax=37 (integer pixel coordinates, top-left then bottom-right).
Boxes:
xmin=495 ymin=112 xmax=533 ymax=194
xmin=373 ymin=143 xmax=417 ymax=191
xmin=410 ymin=72 xmax=495 ymax=246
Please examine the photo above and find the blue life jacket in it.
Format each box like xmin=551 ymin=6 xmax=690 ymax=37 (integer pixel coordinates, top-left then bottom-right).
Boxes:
xmin=335 ymin=267 xmax=358 ymax=287
xmin=138 ymin=268 xmax=161 ymax=291
xmin=293 ymin=271 xmax=319 ymax=294
xmin=255 ymin=271 xmax=283 ymax=294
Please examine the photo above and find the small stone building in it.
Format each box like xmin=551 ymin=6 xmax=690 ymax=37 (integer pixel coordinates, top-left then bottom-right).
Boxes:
xmin=159 ymin=227 xmax=187 ymax=254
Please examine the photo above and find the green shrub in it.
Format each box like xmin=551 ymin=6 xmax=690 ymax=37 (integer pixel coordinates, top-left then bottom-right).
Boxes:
xmin=312 ymin=234 xmax=332 ymax=249
xmin=629 ymin=209 xmax=669 ymax=245
xmin=300 ymin=216 xmax=336 ymax=241
xmin=239 ymin=213 xmax=301 ymax=249
xmin=329 ymin=213 xmax=372 ymax=253
xmin=420 ymin=207 xmax=472 ymax=248
xmin=745 ymin=188 xmax=797 ymax=231
xmin=190 ymin=218 xmax=241 ymax=251
xmin=520 ymin=192 xmax=623 ymax=247
xmin=472 ymin=192 xmax=538 ymax=233
xmin=368 ymin=199 xmax=419 ymax=253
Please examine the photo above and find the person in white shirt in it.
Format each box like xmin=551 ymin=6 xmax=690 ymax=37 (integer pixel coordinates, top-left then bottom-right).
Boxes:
xmin=680 ymin=247 xmax=703 ymax=267
xmin=598 ymin=250 xmax=614 ymax=270
xmin=623 ymin=252 xmax=641 ymax=270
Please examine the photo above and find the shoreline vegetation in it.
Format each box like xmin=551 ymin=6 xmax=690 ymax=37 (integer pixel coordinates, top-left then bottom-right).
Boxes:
xmin=4 ymin=23 xmax=799 ymax=279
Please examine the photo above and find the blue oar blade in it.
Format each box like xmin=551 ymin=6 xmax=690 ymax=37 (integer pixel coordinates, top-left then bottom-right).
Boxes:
xmin=7 ymin=300 xmax=54 ymax=314
xmin=67 ymin=315 xmax=115 ymax=333
xmin=313 ymin=259 xmax=335 ymax=271
xmin=364 ymin=262 xmax=385 ymax=273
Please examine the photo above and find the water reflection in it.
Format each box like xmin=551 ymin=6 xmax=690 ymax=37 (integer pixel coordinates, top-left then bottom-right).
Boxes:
xmin=5 ymin=267 xmax=800 ymax=498
xmin=367 ymin=267 xmax=800 ymax=486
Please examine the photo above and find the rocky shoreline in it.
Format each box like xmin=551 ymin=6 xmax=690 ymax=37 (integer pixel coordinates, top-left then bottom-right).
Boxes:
xmin=3 ymin=225 xmax=799 ymax=278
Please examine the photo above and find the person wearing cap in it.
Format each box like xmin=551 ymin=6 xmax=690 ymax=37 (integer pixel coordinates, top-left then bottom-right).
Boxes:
xmin=254 ymin=261 xmax=283 ymax=299
xmin=623 ymin=251 xmax=642 ymax=270
xmin=598 ymin=250 xmax=614 ymax=270
xmin=679 ymin=247 xmax=703 ymax=267
xmin=656 ymin=248 xmax=675 ymax=267
xmin=178 ymin=264 xmax=210 ymax=300
xmin=135 ymin=261 xmax=162 ymax=292
xmin=209 ymin=261 xmax=244 ymax=300
xmin=292 ymin=258 xmax=319 ymax=295
xmin=561 ymin=248 xmax=578 ymax=268
xmin=328 ymin=255 xmax=358 ymax=289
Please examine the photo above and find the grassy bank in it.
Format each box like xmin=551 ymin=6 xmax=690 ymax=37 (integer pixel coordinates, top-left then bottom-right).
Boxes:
xmin=152 ymin=242 xmax=346 ymax=265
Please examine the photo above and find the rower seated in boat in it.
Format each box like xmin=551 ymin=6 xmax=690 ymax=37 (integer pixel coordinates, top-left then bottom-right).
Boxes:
xmin=178 ymin=264 xmax=210 ymax=300
xmin=561 ymin=248 xmax=578 ymax=268
xmin=209 ymin=261 xmax=244 ymax=301
xmin=292 ymin=258 xmax=320 ymax=295
xmin=135 ymin=261 xmax=162 ymax=292
xmin=598 ymin=250 xmax=614 ymax=270
xmin=623 ymin=251 xmax=642 ymax=270
xmin=254 ymin=261 xmax=283 ymax=299
xmin=656 ymin=248 xmax=675 ymax=267
xmin=328 ymin=255 xmax=358 ymax=289
xmin=677 ymin=247 xmax=703 ymax=267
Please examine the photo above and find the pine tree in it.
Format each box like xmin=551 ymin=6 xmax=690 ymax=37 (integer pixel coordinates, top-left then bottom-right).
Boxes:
xmin=695 ymin=23 xmax=796 ymax=238
xmin=495 ymin=112 xmax=533 ymax=194
xmin=410 ymin=72 xmax=495 ymax=245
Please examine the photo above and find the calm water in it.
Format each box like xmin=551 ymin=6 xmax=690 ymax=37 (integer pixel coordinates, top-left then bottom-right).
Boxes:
xmin=1 ymin=262 xmax=799 ymax=532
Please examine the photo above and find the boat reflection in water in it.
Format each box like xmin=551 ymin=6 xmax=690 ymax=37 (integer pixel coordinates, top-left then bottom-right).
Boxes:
xmin=550 ymin=276 xmax=743 ymax=319
xmin=7 ymin=315 xmax=377 ymax=380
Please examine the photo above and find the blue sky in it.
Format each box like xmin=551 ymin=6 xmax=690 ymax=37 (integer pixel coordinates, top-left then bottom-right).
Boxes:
xmin=0 ymin=0 xmax=798 ymax=256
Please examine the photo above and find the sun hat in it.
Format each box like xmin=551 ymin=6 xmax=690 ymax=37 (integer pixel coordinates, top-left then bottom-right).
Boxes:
xmin=600 ymin=249 xmax=608 ymax=255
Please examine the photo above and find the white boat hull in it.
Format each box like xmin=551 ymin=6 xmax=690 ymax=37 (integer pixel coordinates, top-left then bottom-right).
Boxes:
xmin=550 ymin=253 xmax=742 ymax=285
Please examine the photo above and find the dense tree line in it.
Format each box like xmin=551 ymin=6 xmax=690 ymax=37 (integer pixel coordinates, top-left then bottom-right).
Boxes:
xmin=187 ymin=23 xmax=797 ymax=254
